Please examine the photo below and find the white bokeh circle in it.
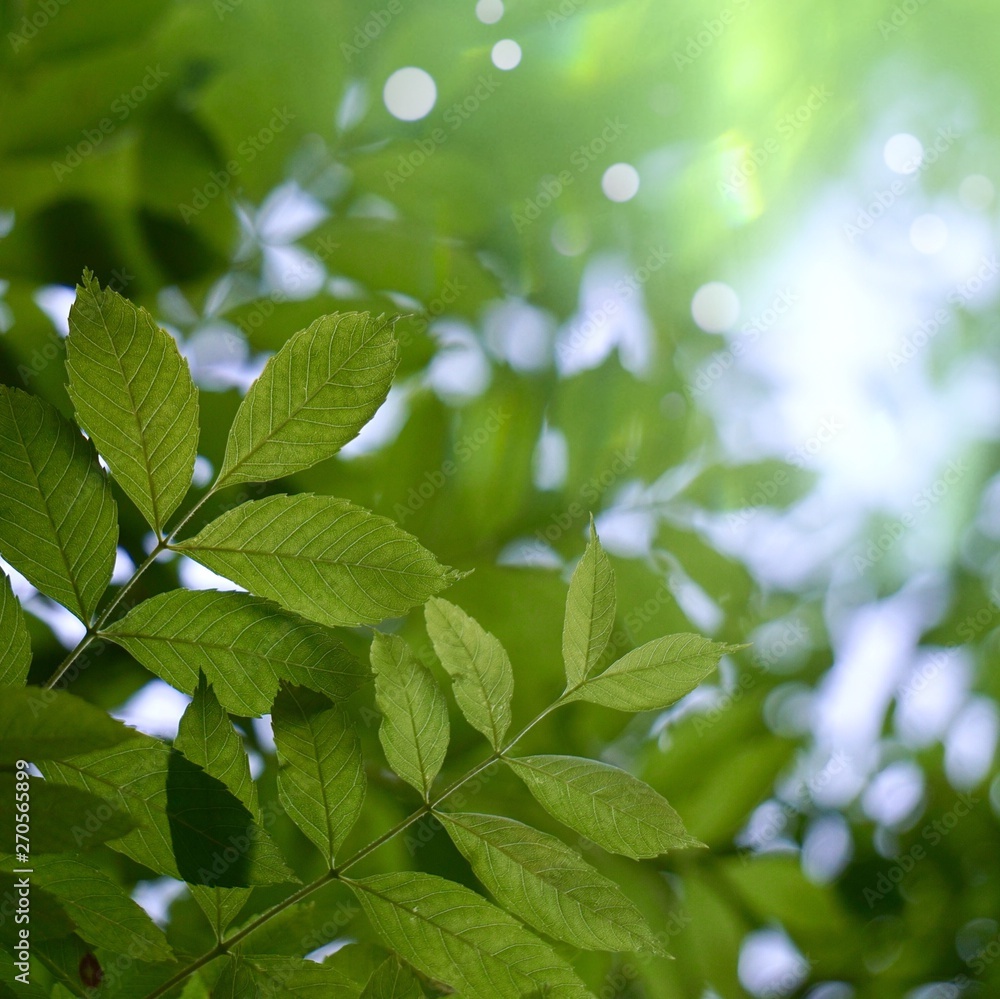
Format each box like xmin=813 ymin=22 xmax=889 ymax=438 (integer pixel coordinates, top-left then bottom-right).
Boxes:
xmin=383 ymin=67 xmax=437 ymax=121
xmin=884 ymin=133 xmax=923 ymax=174
xmin=476 ymin=0 xmax=504 ymax=24
xmin=691 ymin=282 xmax=740 ymax=332
xmin=601 ymin=163 xmax=640 ymax=202
xmin=491 ymin=39 xmax=521 ymax=70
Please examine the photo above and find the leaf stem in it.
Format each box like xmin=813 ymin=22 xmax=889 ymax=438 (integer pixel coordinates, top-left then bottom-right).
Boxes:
xmin=338 ymin=752 xmax=498 ymax=875
xmin=40 ymin=486 xmax=218 ymax=689
xmin=142 ymin=872 xmax=338 ymax=999
xmin=141 ymin=691 xmax=572 ymax=997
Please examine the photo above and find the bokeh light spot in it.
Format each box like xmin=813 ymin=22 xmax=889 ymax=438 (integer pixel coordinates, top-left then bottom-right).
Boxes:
xmin=601 ymin=162 xmax=640 ymax=202
xmin=884 ymin=133 xmax=923 ymax=174
xmin=691 ymin=281 xmax=740 ymax=332
xmin=475 ymin=0 xmax=503 ymax=24
xmin=383 ymin=67 xmax=436 ymax=121
xmin=960 ymin=174 xmax=995 ymax=210
xmin=491 ymin=39 xmax=521 ymax=70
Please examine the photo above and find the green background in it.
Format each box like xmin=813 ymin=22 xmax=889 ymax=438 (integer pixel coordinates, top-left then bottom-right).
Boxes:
xmin=2 ymin=0 xmax=999 ymax=996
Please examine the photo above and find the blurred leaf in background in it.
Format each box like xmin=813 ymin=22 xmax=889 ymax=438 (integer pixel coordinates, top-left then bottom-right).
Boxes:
xmin=2 ymin=0 xmax=1000 ymax=996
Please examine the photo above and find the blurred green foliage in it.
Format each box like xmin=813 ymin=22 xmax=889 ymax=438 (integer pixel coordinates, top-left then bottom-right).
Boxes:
xmin=2 ymin=0 xmax=999 ymax=996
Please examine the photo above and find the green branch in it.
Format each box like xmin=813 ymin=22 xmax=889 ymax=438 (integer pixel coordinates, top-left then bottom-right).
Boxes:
xmin=142 ymin=694 xmax=571 ymax=998
xmin=41 ymin=486 xmax=220 ymax=689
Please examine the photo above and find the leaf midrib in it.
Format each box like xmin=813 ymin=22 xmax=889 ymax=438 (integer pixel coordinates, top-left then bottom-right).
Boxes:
xmin=88 ymin=288 xmax=163 ymax=531
xmin=582 ymin=640 xmax=722 ymax=694
xmin=391 ymin=668 xmax=435 ymax=798
xmin=180 ymin=540 xmax=440 ymax=580
xmin=350 ymin=879 xmax=543 ymax=993
xmin=510 ymin=757 xmax=664 ymax=835
xmin=219 ymin=319 xmax=392 ymax=484
xmin=443 ymin=614 xmax=505 ymax=747
xmin=439 ymin=813 xmax=651 ymax=945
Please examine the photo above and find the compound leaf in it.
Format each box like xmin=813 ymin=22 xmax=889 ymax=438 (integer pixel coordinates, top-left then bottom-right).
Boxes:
xmin=176 ymin=675 xmax=259 ymax=814
xmin=0 ymin=774 xmax=135 ymax=852
xmin=40 ymin=737 xmax=296 ymax=887
xmin=505 ymin=755 xmax=702 ymax=860
xmin=66 ymin=271 xmax=199 ymax=533
xmin=0 ymin=687 xmax=137 ymax=764
xmin=347 ymin=871 xmax=595 ymax=999
xmin=211 ymin=954 xmax=259 ymax=998
xmin=562 ymin=522 xmax=616 ymax=689
xmin=360 ymin=956 xmax=424 ymax=998
xmin=103 ymin=590 xmax=365 ymax=716
xmin=0 ymin=385 xmax=117 ymax=621
xmin=566 ymin=634 xmax=742 ymax=712
xmin=424 ymin=599 xmax=513 ymax=750
xmin=370 ymin=633 xmax=449 ymax=801
xmin=177 ymin=494 xmax=459 ymax=628
xmin=216 ymin=312 xmax=398 ymax=488
xmin=176 ymin=676 xmax=256 ymax=934
xmin=216 ymin=954 xmax=361 ymax=997
xmin=273 ymin=685 xmax=365 ymax=866
xmin=9 ymin=853 xmax=173 ymax=963
xmin=435 ymin=811 xmax=663 ymax=954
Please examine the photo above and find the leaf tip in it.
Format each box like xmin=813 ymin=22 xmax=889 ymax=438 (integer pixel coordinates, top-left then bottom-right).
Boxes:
xmin=643 ymin=935 xmax=670 ymax=957
xmin=681 ymin=835 xmax=708 ymax=851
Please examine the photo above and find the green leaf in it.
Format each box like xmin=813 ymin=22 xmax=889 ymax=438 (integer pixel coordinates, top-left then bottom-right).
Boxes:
xmin=505 ymin=756 xmax=702 ymax=860
xmin=360 ymin=956 xmax=424 ymax=999
xmin=66 ymin=270 xmax=200 ymax=534
xmin=215 ymin=954 xmax=362 ymax=997
xmin=273 ymin=685 xmax=366 ymax=866
xmin=103 ymin=590 xmax=366 ymax=717
xmin=0 ymin=385 xmax=118 ymax=621
xmin=94 ymin=953 xmax=188 ymax=999
xmin=0 ymin=774 xmax=135 ymax=851
xmin=176 ymin=494 xmax=459 ymax=628
xmin=40 ymin=736 xmax=296 ymax=887
xmin=565 ymin=634 xmax=742 ymax=712
xmin=318 ymin=942 xmax=386 ymax=988
xmin=562 ymin=522 xmax=616 ymax=689
xmin=179 ymin=973 xmax=212 ymax=998
xmin=0 ymin=876 xmax=74 ymax=945
xmin=0 ymin=569 xmax=31 ymax=686
xmin=175 ymin=676 xmax=256 ymax=935
xmin=424 ymin=598 xmax=513 ymax=750
xmin=176 ymin=675 xmax=259 ymax=813
xmin=212 ymin=954 xmax=259 ymax=998
xmin=0 ymin=950 xmax=48 ymax=998
xmin=234 ymin=898 xmax=334 ymax=958
xmin=679 ymin=869 xmax=747 ymax=998
xmin=435 ymin=811 xmax=663 ymax=954
xmin=347 ymin=872 xmax=595 ymax=999
xmin=216 ymin=311 xmax=398 ymax=488
xmin=0 ymin=687 xmax=138 ymax=764
xmin=6 ymin=853 xmax=173 ymax=962
xmin=370 ymin=633 xmax=449 ymax=801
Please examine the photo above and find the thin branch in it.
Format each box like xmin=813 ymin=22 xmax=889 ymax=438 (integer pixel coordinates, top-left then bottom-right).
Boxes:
xmin=41 ymin=484 xmax=219 ymax=689
xmin=141 ymin=691 xmax=573 ymax=997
